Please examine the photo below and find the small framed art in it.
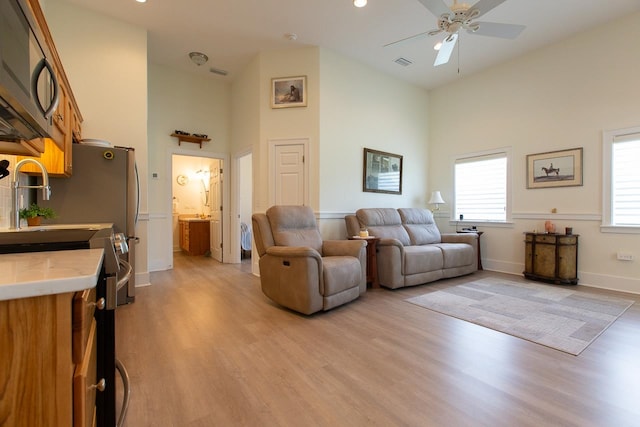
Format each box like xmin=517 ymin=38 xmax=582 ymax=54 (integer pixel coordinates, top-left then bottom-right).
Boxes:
xmin=526 ymin=147 xmax=583 ymax=189
xmin=363 ymin=148 xmax=403 ymax=194
xmin=271 ymin=76 xmax=307 ymax=108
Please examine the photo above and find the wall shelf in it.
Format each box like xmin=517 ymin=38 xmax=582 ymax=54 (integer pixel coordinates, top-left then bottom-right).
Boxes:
xmin=170 ymin=133 xmax=211 ymax=148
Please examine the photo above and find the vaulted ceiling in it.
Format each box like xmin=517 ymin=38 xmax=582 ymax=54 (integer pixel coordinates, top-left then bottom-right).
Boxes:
xmin=62 ymin=0 xmax=640 ymax=89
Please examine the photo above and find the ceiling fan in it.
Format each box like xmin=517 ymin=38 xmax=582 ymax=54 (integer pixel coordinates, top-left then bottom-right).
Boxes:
xmin=385 ymin=0 xmax=525 ymax=66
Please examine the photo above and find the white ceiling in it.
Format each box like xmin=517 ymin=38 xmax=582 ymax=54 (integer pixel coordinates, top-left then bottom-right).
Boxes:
xmin=62 ymin=0 xmax=640 ymax=90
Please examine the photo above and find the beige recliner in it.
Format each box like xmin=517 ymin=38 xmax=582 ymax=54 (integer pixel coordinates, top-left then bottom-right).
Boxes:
xmin=252 ymin=205 xmax=367 ymax=315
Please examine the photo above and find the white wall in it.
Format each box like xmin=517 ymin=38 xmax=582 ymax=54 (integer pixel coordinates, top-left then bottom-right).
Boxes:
xmin=318 ymin=48 xmax=430 ymax=239
xmin=428 ymin=12 xmax=640 ymax=293
xmin=254 ymin=47 xmax=321 ymax=213
xmin=46 ymin=0 xmax=150 ymax=286
xmin=239 ymin=154 xmax=252 ymax=226
xmin=147 ymin=63 xmax=231 ymax=271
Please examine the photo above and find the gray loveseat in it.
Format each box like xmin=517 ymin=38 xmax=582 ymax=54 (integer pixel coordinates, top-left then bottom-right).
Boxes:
xmin=345 ymin=208 xmax=477 ymax=289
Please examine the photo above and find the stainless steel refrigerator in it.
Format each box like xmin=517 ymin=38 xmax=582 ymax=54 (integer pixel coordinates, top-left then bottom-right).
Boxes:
xmin=38 ymin=142 xmax=138 ymax=303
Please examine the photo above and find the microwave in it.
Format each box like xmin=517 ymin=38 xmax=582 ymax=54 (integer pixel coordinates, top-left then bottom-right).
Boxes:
xmin=0 ymin=0 xmax=59 ymax=142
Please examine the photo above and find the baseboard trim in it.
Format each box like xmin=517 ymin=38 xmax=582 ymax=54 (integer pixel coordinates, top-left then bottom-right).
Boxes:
xmin=482 ymin=259 xmax=639 ymax=295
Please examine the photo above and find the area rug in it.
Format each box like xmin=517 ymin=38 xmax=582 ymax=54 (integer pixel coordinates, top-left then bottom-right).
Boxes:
xmin=406 ymin=278 xmax=634 ymax=355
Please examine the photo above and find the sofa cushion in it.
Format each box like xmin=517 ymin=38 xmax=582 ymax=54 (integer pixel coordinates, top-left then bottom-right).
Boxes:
xmin=356 ymin=208 xmax=410 ymax=246
xmin=267 ymin=205 xmax=323 ymax=254
xmin=398 ymin=208 xmax=441 ymax=245
xmin=434 ymin=243 xmax=475 ymax=268
xmin=403 ymin=245 xmax=444 ymax=275
xmin=322 ymin=256 xmax=362 ymax=295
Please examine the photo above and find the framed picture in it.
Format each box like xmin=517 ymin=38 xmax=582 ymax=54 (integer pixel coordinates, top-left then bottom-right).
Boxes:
xmin=271 ymin=76 xmax=307 ymax=108
xmin=526 ymin=147 xmax=583 ymax=189
xmin=363 ymin=148 xmax=403 ymax=194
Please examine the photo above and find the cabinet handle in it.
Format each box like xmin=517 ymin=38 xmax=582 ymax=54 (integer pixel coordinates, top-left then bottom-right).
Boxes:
xmin=90 ymin=378 xmax=106 ymax=392
xmin=90 ymin=298 xmax=106 ymax=310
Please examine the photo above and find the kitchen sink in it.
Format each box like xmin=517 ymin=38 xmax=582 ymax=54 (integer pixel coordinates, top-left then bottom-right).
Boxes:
xmin=0 ymin=224 xmax=113 ymax=254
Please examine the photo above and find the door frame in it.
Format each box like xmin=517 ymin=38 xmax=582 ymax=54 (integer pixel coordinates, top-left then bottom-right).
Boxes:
xmin=268 ymin=137 xmax=310 ymax=206
xmin=230 ymin=147 xmax=253 ymax=264
xmin=166 ymin=146 xmax=230 ymax=266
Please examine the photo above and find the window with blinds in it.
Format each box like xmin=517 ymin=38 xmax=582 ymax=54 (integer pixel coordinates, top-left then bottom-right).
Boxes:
xmin=610 ymin=131 xmax=640 ymax=226
xmin=602 ymin=127 xmax=640 ymax=232
xmin=454 ymin=150 xmax=509 ymax=222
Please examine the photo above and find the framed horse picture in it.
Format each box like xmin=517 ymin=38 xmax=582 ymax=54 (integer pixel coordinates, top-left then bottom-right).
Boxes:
xmin=526 ymin=147 xmax=583 ymax=189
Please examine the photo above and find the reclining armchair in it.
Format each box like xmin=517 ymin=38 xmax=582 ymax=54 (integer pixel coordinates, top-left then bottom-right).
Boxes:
xmin=252 ymin=205 xmax=367 ymax=315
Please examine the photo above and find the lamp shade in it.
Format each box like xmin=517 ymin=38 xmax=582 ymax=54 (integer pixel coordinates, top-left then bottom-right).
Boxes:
xmin=428 ymin=191 xmax=445 ymax=205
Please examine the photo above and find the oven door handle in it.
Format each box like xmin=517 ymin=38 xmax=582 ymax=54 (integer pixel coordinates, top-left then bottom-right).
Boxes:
xmin=106 ymin=259 xmax=133 ymax=310
xmin=117 ymin=259 xmax=133 ymax=291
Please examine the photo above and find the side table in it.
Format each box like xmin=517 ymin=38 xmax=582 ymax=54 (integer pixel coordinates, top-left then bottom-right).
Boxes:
xmin=348 ymin=236 xmax=380 ymax=289
xmin=458 ymin=230 xmax=483 ymax=270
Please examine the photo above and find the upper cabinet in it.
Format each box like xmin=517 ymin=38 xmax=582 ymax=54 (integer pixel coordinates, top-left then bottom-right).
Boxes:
xmin=7 ymin=0 xmax=83 ymax=176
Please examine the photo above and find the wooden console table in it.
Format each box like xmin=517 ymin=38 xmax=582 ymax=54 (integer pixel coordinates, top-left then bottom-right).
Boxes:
xmin=524 ymin=232 xmax=578 ymax=285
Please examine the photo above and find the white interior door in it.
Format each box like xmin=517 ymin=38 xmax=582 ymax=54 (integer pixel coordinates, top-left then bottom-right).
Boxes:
xmin=210 ymin=161 xmax=223 ymax=261
xmin=274 ymin=143 xmax=306 ymax=206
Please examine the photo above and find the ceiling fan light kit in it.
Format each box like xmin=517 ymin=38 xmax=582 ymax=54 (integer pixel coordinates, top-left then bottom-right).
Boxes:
xmin=387 ymin=0 xmax=525 ymax=66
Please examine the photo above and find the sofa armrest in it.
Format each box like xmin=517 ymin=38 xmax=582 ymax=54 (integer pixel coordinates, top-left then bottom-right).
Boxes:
xmin=441 ymin=233 xmax=477 ymax=245
xmin=266 ymin=246 xmax=322 ymax=261
xmin=377 ymin=238 xmax=405 ymax=249
xmin=323 ymin=239 xmax=366 ymax=258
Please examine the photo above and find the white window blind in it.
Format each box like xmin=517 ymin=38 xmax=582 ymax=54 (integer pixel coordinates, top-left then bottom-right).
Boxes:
xmin=455 ymin=153 xmax=507 ymax=222
xmin=612 ymin=133 xmax=640 ymax=226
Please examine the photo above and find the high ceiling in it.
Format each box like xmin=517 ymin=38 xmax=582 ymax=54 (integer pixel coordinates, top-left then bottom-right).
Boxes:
xmin=61 ymin=0 xmax=640 ymax=90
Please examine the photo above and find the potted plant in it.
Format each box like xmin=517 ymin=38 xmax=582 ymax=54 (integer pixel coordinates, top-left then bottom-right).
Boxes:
xmin=19 ymin=203 xmax=57 ymax=226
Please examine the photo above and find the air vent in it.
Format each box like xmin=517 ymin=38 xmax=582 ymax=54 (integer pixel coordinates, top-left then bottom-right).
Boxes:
xmin=209 ymin=67 xmax=229 ymax=76
xmin=394 ymin=57 xmax=413 ymax=67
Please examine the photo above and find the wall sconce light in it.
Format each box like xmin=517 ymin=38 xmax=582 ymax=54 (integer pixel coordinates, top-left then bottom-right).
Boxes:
xmin=428 ymin=191 xmax=445 ymax=212
xmin=354 ymin=0 xmax=367 ymax=7
xmin=189 ymin=52 xmax=209 ymax=66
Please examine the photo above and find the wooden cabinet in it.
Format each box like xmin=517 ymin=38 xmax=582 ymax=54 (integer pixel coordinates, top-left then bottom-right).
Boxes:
xmin=179 ymin=219 xmax=210 ymax=256
xmin=0 ymin=138 xmax=46 ymax=156
xmin=0 ymin=287 xmax=101 ymax=426
xmin=15 ymin=0 xmax=82 ymax=176
xmin=524 ymin=232 xmax=579 ymax=285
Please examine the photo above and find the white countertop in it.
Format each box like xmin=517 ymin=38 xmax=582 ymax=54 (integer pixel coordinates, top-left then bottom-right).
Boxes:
xmin=178 ymin=215 xmax=210 ymax=222
xmin=0 ymin=222 xmax=114 ymax=233
xmin=0 ymin=249 xmax=104 ymax=301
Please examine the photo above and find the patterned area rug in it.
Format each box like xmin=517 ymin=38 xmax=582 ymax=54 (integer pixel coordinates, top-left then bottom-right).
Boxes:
xmin=406 ymin=278 xmax=634 ymax=355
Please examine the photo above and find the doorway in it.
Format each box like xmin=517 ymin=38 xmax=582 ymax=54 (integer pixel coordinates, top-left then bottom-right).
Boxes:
xmin=171 ymin=152 xmax=225 ymax=267
xmin=238 ymin=152 xmax=252 ymax=266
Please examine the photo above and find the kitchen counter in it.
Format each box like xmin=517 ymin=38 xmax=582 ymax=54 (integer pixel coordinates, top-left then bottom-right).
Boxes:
xmin=0 ymin=248 xmax=104 ymax=301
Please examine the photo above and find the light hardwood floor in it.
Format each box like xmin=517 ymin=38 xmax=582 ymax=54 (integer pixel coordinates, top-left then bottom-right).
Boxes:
xmin=116 ymin=254 xmax=640 ymax=426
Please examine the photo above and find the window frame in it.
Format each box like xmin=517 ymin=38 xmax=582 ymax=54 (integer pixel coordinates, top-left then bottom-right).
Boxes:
xmin=602 ymin=126 xmax=640 ymax=234
xmin=452 ymin=147 xmax=512 ymax=225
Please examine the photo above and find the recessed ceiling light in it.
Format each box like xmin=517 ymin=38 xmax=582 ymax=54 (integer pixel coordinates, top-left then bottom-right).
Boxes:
xmin=136 ymin=0 xmax=147 ymax=3
xmin=354 ymin=0 xmax=367 ymax=7
xmin=434 ymin=41 xmax=443 ymax=51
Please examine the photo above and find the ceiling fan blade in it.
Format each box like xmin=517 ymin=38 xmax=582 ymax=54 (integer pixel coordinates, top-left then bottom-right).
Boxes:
xmin=417 ymin=0 xmax=451 ymax=18
xmin=466 ymin=0 xmax=507 ymax=19
xmin=468 ymin=22 xmax=525 ymax=39
xmin=434 ymin=33 xmax=458 ymax=66
xmin=383 ymin=31 xmax=431 ymax=48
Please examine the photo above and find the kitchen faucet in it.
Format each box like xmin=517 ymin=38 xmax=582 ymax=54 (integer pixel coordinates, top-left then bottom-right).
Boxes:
xmin=11 ymin=159 xmax=51 ymax=230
